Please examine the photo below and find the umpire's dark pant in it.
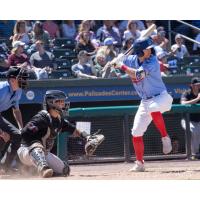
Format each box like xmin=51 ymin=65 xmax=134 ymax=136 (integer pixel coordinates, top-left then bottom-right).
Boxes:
xmin=0 ymin=114 xmax=21 ymax=169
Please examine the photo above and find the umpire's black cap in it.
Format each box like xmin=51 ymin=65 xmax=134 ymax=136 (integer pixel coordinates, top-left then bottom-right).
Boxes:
xmin=6 ymin=67 xmax=22 ymax=78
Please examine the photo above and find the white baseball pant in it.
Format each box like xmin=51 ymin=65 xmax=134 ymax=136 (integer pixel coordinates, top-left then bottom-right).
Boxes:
xmin=17 ymin=146 xmax=65 ymax=174
xmin=132 ymin=91 xmax=173 ymax=137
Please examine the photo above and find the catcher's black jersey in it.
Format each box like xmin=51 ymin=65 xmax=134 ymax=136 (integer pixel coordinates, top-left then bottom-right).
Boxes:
xmin=21 ymin=110 xmax=76 ymax=149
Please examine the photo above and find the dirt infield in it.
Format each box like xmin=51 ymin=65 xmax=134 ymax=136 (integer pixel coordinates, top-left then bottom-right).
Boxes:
xmin=1 ymin=159 xmax=200 ymax=180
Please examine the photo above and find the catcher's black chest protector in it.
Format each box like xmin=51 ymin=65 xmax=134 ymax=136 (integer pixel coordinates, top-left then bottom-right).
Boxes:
xmin=39 ymin=110 xmax=63 ymax=151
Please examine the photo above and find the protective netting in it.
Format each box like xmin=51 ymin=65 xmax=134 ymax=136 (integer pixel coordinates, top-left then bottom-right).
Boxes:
xmin=65 ymin=113 xmax=186 ymax=163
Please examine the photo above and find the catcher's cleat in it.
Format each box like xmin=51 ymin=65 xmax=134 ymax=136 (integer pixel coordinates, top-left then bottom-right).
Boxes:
xmin=162 ymin=136 xmax=172 ymax=154
xmin=129 ymin=160 xmax=145 ymax=172
xmin=40 ymin=166 xmax=53 ymax=178
xmin=85 ymin=130 xmax=105 ymax=156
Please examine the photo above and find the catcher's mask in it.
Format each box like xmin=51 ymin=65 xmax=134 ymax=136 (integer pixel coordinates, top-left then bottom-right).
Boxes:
xmin=43 ymin=90 xmax=70 ymax=118
xmin=7 ymin=67 xmax=29 ymax=89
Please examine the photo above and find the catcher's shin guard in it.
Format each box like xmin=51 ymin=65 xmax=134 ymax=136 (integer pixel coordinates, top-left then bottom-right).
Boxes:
xmin=84 ymin=129 xmax=105 ymax=156
xmin=30 ymin=147 xmax=53 ymax=178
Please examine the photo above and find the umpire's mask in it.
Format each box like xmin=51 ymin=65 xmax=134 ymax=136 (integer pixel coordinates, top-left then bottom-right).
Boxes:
xmin=7 ymin=67 xmax=29 ymax=89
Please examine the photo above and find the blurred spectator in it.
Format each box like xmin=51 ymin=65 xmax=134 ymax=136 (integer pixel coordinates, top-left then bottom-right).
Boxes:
xmin=122 ymin=36 xmax=134 ymax=54
xmin=171 ymin=34 xmax=189 ymax=59
xmin=96 ymin=20 xmax=122 ymax=46
xmin=30 ymin=40 xmax=54 ymax=68
xmin=76 ymin=20 xmax=98 ymax=48
xmin=89 ymin=20 xmax=101 ymax=32
xmin=71 ymin=50 xmax=97 ymax=79
xmin=135 ymin=20 xmax=145 ymax=31
xmin=61 ymin=20 xmax=76 ymax=39
xmin=123 ymin=20 xmax=141 ymax=43
xmin=11 ymin=20 xmax=30 ymax=45
xmin=92 ymin=53 xmax=107 ymax=77
xmin=0 ymin=43 xmax=10 ymax=71
xmin=118 ymin=20 xmax=128 ymax=35
xmin=31 ymin=66 xmax=49 ymax=80
xmin=101 ymin=61 xmax=124 ymax=78
xmin=75 ymin=31 xmax=96 ymax=54
xmin=30 ymin=21 xmax=50 ymax=46
xmin=119 ymin=20 xmax=145 ymax=34
xmin=97 ymin=37 xmax=117 ymax=62
xmin=8 ymin=41 xmax=30 ymax=68
xmin=152 ymin=27 xmax=169 ymax=52
xmin=25 ymin=20 xmax=34 ymax=33
xmin=193 ymin=32 xmax=200 ymax=54
xmin=156 ymin=51 xmax=170 ymax=77
xmin=142 ymin=20 xmax=157 ymax=35
xmin=43 ymin=20 xmax=60 ymax=39
xmin=181 ymin=77 xmax=200 ymax=159
xmin=0 ymin=20 xmax=15 ymax=39
xmin=92 ymin=52 xmax=123 ymax=78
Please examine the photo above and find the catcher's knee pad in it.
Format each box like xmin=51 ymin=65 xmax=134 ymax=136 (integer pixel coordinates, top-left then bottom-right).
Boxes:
xmin=28 ymin=142 xmax=44 ymax=152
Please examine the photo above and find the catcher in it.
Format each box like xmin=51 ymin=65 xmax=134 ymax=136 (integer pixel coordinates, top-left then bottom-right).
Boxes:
xmin=17 ymin=90 xmax=104 ymax=178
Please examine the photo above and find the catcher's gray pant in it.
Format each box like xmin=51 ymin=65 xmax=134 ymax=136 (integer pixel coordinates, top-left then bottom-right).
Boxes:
xmin=17 ymin=146 xmax=65 ymax=174
xmin=181 ymin=119 xmax=200 ymax=155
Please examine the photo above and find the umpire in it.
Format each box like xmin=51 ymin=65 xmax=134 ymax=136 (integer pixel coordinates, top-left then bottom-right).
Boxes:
xmin=0 ymin=66 xmax=28 ymax=173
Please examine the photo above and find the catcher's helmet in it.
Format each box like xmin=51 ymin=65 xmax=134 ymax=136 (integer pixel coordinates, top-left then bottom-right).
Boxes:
xmin=133 ymin=37 xmax=154 ymax=57
xmin=7 ymin=67 xmax=29 ymax=89
xmin=43 ymin=90 xmax=70 ymax=117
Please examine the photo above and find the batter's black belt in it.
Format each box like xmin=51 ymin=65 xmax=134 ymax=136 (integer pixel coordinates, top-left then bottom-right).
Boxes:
xmin=145 ymin=93 xmax=161 ymax=100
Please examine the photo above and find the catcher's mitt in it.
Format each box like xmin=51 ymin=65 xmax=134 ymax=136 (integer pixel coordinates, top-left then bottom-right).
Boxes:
xmin=85 ymin=129 xmax=105 ymax=156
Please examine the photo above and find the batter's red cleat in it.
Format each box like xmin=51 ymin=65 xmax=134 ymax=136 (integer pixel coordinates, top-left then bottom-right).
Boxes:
xmin=162 ymin=136 xmax=172 ymax=154
xmin=129 ymin=160 xmax=145 ymax=172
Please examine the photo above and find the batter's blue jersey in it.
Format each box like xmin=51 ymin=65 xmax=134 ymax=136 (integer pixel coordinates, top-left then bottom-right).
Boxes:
xmin=123 ymin=54 xmax=167 ymax=99
xmin=0 ymin=81 xmax=22 ymax=112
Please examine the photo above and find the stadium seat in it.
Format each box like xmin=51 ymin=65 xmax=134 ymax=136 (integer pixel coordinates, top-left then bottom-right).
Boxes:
xmin=185 ymin=66 xmax=200 ymax=74
xmin=48 ymin=69 xmax=73 ymax=79
xmin=0 ymin=38 xmax=7 ymax=44
xmin=182 ymin=56 xmax=200 ymax=67
xmin=70 ymin=58 xmax=79 ymax=65
xmin=53 ymin=48 xmax=77 ymax=59
xmin=167 ymin=56 xmax=183 ymax=68
xmin=54 ymin=38 xmax=76 ymax=49
xmin=54 ymin=59 xmax=71 ymax=70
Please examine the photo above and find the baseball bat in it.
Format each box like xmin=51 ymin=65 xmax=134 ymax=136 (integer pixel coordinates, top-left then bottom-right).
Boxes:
xmin=124 ymin=24 xmax=157 ymax=56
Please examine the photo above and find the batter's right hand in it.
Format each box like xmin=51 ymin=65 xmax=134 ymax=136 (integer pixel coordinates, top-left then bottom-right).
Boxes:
xmin=110 ymin=58 xmax=123 ymax=69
